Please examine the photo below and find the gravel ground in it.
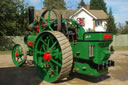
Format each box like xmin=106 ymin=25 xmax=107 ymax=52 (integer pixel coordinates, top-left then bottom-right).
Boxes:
xmin=0 ymin=51 xmax=128 ymax=85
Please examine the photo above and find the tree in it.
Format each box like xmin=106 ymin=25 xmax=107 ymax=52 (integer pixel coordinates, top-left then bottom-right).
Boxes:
xmin=106 ymin=8 xmax=117 ymax=34
xmin=43 ymin=0 xmax=66 ymax=9
xmin=0 ymin=0 xmax=28 ymax=36
xmin=121 ymin=22 xmax=128 ymax=34
xmin=90 ymin=0 xmax=107 ymax=13
xmin=121 ymin=26 xmax=128 ymax=34
xmin=78 ymin=0 xmax=85 ymax=8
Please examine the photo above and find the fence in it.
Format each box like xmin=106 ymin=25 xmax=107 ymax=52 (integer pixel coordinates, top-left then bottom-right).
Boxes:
xmin=111 ymin=34 xmax=128 ymax=47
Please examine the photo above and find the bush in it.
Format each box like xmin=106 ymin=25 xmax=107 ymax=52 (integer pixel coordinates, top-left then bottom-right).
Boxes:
xmin=0 ymin=36 xmax=15 ymax=51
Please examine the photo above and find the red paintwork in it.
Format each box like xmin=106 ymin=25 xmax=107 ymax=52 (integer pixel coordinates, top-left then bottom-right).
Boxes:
xmin=78 ymin=18 xmax=85 ymax=26
xmin=44 ymin=51 xmax=51 ymax=61
xmin=36 ymin=25 xmax=39 ymax=32
xmin=15 ymin=53 xmax=19 ymax=57
xmin=104 ymin=34 xmax=112 ymax=39
xmin=36 ymin=24 xmax=46 ymax=32
xmin=28 ymin=26 xmax=32 ymax=29
xmin=28 ymin=41 xmax=33 ymax=47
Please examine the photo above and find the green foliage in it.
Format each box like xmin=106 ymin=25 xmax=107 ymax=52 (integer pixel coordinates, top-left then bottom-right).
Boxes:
xmin=106 ymin=8 xmax=117 ymax=34
xmin=90 ymin=0 xmax=107 ymax=13
xmin=78 ymin=0 xmax=85 ymax=8
xmin=121 ymin=26 xmax=128 ymax=34
xmin=0 ymin=0 xmax=28 ymax=36
xmin=43 ymin=0 xmax=66 ymax=9
xmin=0 ymin=36 xmax=14 ymax=51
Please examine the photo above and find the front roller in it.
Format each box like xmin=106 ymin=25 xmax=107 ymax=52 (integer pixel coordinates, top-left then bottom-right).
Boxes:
xmin=33 ymin=31 xmax=73 ymax=82
xmin=12 ymin=44 xmax=27 ymax=66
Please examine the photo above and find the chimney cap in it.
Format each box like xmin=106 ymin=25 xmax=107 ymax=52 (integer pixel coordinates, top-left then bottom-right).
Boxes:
xmin=28 ymin=6 xmax=35 ymax=9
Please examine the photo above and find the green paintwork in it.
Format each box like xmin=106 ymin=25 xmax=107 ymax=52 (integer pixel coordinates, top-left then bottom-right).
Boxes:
xmin=73 ymin=62 xmax=108 ymax=76
xmin=33 ymin=32 xmax=62 ymax=82
xmin=12 ymin=9 xmax=114 ymax=82
xmin=12 ymin=44 xmax=24 ymax=66
xmin=69 ymin=25 xmax=113 ymax=76
xmin=84 ymin=32 xmax=113 ymax=40
xmin=27 ymin=33 xmax=38 ymax=56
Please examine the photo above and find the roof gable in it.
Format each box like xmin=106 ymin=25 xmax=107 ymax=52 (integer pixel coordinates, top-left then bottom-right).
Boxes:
xmin=70 ymin=7 xmax=97 ymax=19
xmin=70 ymin=7 xmax=108 ymax=20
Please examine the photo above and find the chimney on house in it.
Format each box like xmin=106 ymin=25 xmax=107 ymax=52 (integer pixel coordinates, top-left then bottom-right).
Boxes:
xmin=42 ymin=6 xmax=46 ymax=9
xmin=85 ymin=4 xmax=90 ymax=10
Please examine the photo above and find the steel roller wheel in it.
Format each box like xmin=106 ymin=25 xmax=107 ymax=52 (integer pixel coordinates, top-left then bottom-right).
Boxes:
xmin=39 ymin=9 xmax=61 ymax=32
xmin=12 ymin=44 xmax=27 ymax=66
xmin=33 ymin=31 xmax=73 ymax=82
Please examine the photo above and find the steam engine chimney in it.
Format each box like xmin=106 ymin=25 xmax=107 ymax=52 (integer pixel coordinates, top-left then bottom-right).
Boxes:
xmin=28 ymin=6 xmax=34 ymax=24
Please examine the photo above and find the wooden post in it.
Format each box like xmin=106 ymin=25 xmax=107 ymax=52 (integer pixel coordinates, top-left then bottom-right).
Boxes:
xmin=93 ymin=19 xmax=95 ymax=31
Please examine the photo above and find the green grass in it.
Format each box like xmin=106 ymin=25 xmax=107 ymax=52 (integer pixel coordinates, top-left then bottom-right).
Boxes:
xmin=0 ymin=51 xmax=11 ymax=53
xmin=114 ymin=46 xmax=128 ymax=51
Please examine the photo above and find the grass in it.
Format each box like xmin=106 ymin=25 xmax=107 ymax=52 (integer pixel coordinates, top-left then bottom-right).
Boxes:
xmin=114 ymin=46 xmax=128 ymax=51
xmin=0 ymin=51 xmax=11 ymax=53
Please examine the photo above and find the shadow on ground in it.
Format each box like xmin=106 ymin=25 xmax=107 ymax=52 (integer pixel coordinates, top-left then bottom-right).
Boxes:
xmin=0 ymin=66 xmax=43 ymax=85
xmin=0 ymin=65 xmax=111 ymax=85
xmin=56 ymin=73 xmax=110 ymax=83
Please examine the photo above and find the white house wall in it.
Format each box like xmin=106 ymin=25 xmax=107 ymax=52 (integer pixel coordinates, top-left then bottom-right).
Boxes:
xmin=95 ymin=20 xmax=107 ymax=32
xmin=73 ymin=11 xmax=93 ymax=32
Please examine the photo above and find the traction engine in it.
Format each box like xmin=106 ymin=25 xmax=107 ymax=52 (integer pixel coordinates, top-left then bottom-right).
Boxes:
xmin=12 ymin=7 xmax=114 ymax=82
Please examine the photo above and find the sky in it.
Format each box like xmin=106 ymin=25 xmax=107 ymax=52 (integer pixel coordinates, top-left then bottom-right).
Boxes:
xmin=24 ymin=0 xmax=128 ymax=24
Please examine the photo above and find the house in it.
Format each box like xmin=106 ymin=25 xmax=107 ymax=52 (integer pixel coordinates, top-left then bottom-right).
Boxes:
xmin=34 ymin=5 xmax=108 ymax=32
xmin=70 ymin=5 xmax=108 ymax=32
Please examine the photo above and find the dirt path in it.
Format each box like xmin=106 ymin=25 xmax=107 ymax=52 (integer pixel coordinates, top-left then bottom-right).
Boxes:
xmin=0 ymin=51 xmax=128 ymax=85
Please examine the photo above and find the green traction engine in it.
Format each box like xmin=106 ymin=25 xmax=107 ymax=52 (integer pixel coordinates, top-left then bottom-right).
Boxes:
xmin=12 ymin=7 xmax=114 ymax=82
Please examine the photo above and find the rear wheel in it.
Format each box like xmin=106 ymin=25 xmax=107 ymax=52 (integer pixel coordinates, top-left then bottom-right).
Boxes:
xmin=33 ymin=31 xmax=73 ymax=82
xmin=12 ymin=44 xmax=27 ymax=66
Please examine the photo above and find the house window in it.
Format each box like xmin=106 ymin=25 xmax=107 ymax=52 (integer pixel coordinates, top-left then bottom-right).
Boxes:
xmin=77 ymin=18 xmax=85 ymax=26
xmin=96 ymin=20 xmax=102 ymax=26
